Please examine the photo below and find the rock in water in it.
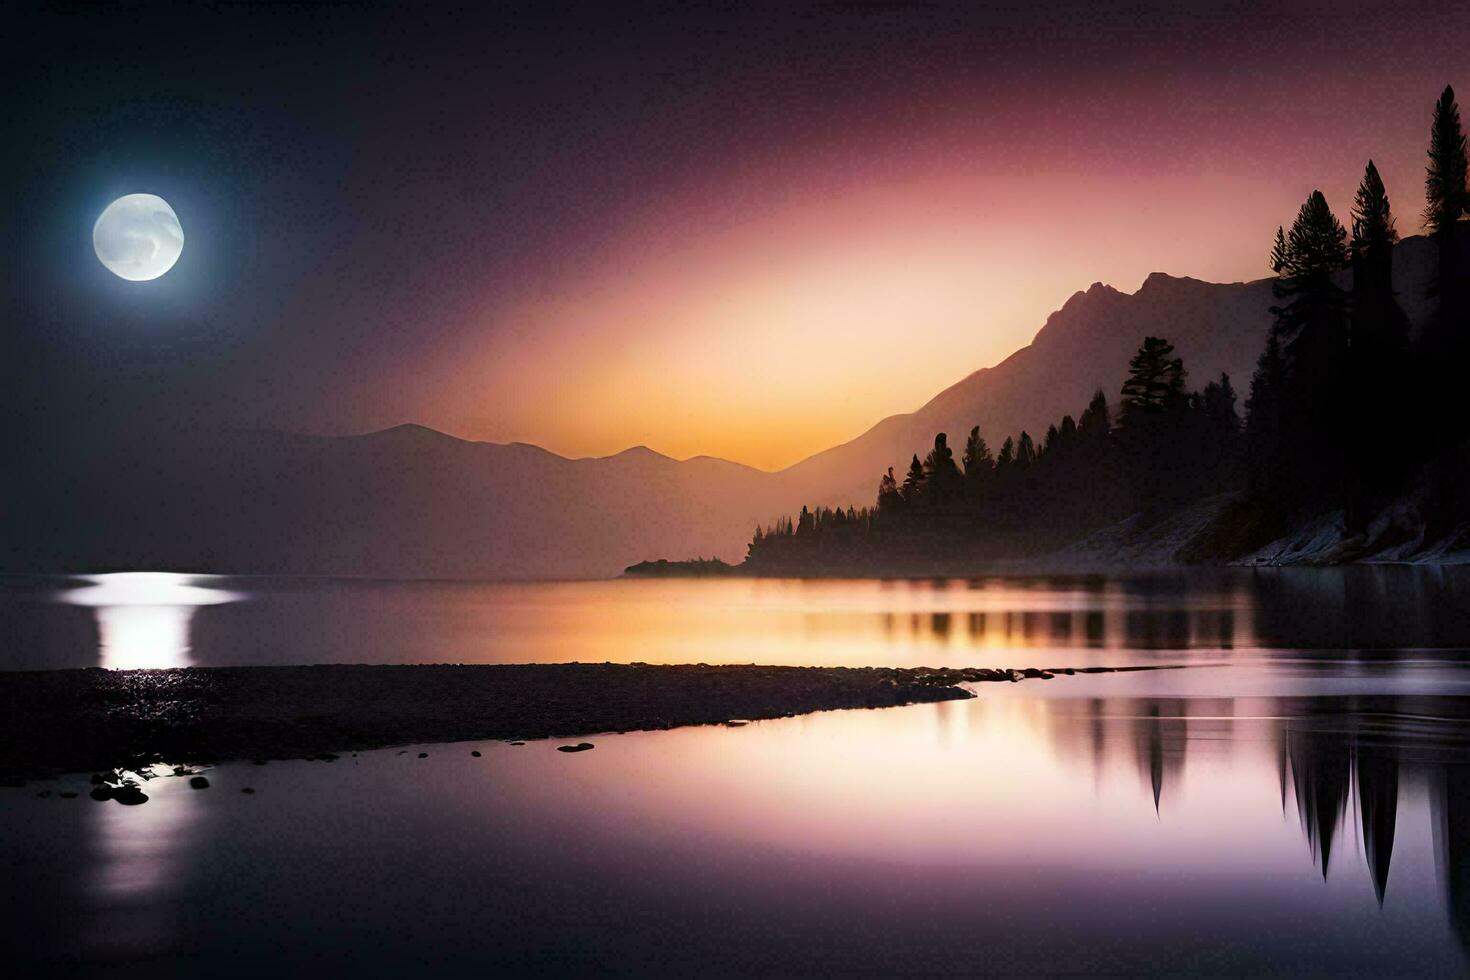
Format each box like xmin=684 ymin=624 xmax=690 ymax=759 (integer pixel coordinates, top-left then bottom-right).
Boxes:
xmin=470 ymin=750 xmax=482 ymax=757
xmin=557 ymin=743 xmax=595 ymax=753
xmin=189 ymin=776 xmax=210 ymax=789
xmin=112 ymin=786 xmax=148 ymax=806
xmin=89 ymin=785 xmax=113 ymax=802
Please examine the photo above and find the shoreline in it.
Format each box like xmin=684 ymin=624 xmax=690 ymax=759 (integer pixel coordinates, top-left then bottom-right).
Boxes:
xmin=1 ymin=662 xmax=1178 ymax=785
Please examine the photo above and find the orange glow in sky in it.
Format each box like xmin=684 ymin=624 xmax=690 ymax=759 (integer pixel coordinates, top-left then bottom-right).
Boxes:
xmin=418 ymin=171 xmax=1371 ymax=470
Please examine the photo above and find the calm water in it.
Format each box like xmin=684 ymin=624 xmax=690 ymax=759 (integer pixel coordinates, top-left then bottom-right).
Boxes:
xmin=6 ymin=568 xmax=1470 ymax=975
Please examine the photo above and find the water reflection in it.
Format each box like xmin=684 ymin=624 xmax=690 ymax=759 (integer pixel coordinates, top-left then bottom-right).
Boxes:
xmin=55 ymin=573 xmax=245 ymax=669
xmin=1041 ymin=693 xmax=1470 ymax=941
xmin=1437 ymin=764 xmax=1470 ymax=954
xmin=8 ymin=693 xmax=1470 ymax=973
xmin=5 ymin=566 xmax=1470 ymax=669
xmin=83 ymin=770 xmax=203 ymax=963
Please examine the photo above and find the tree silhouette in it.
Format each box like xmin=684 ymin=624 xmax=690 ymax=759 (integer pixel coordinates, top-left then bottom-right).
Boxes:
xmin=744 ymin=86 xmax=1470 ymax=572
xmin=1423 ymin=85 xmax=1469 ymax=453
xmin=1425 ymin=85 xmax=1468 ymax=236
xmin=1078 ymin=389 xmax=1111 ymax=443
xmin=1245 ymin=332 xmax=1287 ymax=505
xmin=1269 ymin=191 xmax=1350 ymax=516
xmin=1200 ymin=373 xmax=1242 ymax=469
xmin=922 ymin=433 xmax=964 ymax=511
xmin=877 ymin=466 xmax=903 ymax=515
xmin=1015 ymin=431 xmax=1036 ymax=469
xmin=995 ymin=436 xmax=1015 ymax=471
xmin=1117 ymin=336 xmax=1192 ymax=510
xmin=961 ymin=425 xmax=993 ymax=504
xmin=1120 ymin=337 xmax=1186 ymax=418
xmin=1349 ymin=160 xmax=1413 ymax=528
xmin=900 ymin=454 xmax=926 ymax=505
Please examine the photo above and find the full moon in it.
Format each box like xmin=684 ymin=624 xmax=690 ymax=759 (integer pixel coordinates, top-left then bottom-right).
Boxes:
xmin=93 ymin=193 xmax=185 ymax=281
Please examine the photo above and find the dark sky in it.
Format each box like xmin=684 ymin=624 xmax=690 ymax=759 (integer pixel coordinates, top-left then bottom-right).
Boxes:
xmin=7 ymin=1 xmax=1470 ymax=468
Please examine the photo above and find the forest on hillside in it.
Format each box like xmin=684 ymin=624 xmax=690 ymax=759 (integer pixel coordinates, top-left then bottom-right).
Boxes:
xmin=746 ymin=85 xmax=1470 ymax=572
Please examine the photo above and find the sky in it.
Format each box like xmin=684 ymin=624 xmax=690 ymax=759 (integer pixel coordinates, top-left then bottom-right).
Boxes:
xmin=6 ymin=1 xmax=1470 ymax=471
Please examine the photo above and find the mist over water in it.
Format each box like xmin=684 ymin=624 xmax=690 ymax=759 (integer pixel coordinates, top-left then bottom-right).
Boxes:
xmin=6 ymin=566 xmax=1470 ymax=973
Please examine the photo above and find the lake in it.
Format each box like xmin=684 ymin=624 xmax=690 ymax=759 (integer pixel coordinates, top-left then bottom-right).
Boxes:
xmin=5 ymin=568 xmax=1470 ymax=974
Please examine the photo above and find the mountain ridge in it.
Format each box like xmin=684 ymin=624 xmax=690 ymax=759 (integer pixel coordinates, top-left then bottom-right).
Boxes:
xmin=7 ymin=235 xmax=1441 ymax=578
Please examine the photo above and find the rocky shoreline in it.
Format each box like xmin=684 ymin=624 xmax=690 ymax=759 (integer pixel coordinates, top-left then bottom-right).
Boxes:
xmin=0 ymin=662 xmax=1181 ymax=786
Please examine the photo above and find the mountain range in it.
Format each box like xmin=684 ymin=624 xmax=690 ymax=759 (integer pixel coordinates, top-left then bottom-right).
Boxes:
xmin=6 ymin=236 xmax=1440 ymax=579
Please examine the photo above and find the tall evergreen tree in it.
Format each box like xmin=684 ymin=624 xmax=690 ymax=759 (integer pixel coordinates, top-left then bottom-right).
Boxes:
xmin=1194 ymin=373 xmax=1243 ymax=492
xmin=961 ymin=425 xmax=993 ymax=501
xmin=877 ymin=467 xmax=903 ymax=515
xmin=1423 ymin=85 xmax=1469 ymax=450
xmin=1014 ymin=431 xmax=1036 ymax=469
xmin=900 ymin=454 xmax=926 ymax=504
xmin=1042 ymin=423 xmax=1061 ymax=456
xmin=1120 ymin=337 xmax=1187 ymax=419
xmin=1245 ymin=332 xmax=1287 ymax=502
xmin=1118 ymin=336 xmax=1190 ymax=509
xmin=1269 ymin=191 xmax=1350 ymax=515
xmin=922 ymin=433 xmax=964 ymax=511
xmin=1349 ymin=160 xmax=1413 ymax=526
xmin=1078 ymin=390 xmax=1111 ymax=443
xmin=994 ymin=436 xmax=1015 ymax=476
xmin=1425 ymin=85 xmax=1468 ymax=236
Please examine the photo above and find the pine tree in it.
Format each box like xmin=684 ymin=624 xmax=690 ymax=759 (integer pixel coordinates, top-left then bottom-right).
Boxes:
xmin=1118 ymin=336 xmax=1191 ymax=509
xmin=1042 ymin=423 xmax=1061 ymax=457
xmin=1196 ymin=372 xmax=1243 ymax=491
xmin=995 ymin=436 xmax=1015 ymax=475
xmin=1423 ymin=85 xmax=1469 ymax=451
xmin=1120 ymin=336 xmax=1187 ymax=420
xmin=1078 ymin=390 xmax=1111 ymax=443
xmin=1202 ymin=373 xmax=1240 ymax=437
xmin=1245 ymin=334 xmax=1286 ymax=505
xmin=877 ymin=467 xmax=903 ymax=514
xmin=961 ymin=425 xmax=994 ymax=507
xmin=961 ymin=426 xmax=992 ymax=477
xmin=900 ymin=454 xmax=926 ymax=504
xmin=1349 ymin=160 xmax=1413 ymax=526
xmin=1015 ymin=431 xmax=1036 ymax=469
xmin=1269 ymin=190 xmax=1350 ymax=515
xmin=1425 ymin=85 xmax=1468 ymax=236
xmin=922 ymin=433 xmax=964 ymax=510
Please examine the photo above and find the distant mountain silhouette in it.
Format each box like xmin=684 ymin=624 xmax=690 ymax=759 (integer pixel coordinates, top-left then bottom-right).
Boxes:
xmin=4 ymin=236 xmax=1441 ymax=578
xmin=6 ymin=423 xmax=792 ymax=579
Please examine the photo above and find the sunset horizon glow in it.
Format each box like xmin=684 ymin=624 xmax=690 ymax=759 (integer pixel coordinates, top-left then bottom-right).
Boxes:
xmin=407 ymin=165 xmax=1436 ymax=471
xmin=11 ymin=1 xmax=1470 ymax=471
